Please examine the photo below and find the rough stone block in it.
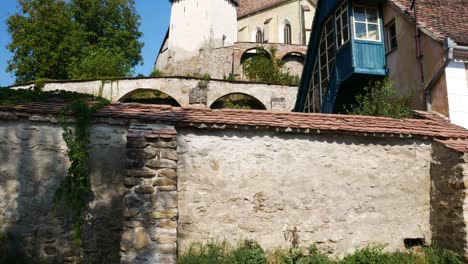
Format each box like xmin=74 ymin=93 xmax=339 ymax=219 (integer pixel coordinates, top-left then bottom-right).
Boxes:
xmin=161 ymin=149 xmax=178 ymax=161
xmin=149 ymin=211 xmax=178 ymax=219
xmin=154 ymin=179 xmax=177 ymax=187
xmin=127 ymin=168 xmax=157 ymax=178
xmin=158 ymin=169 xmax=177 ymax=180
xmin=135 ymin=186 xmax=155 ymax=194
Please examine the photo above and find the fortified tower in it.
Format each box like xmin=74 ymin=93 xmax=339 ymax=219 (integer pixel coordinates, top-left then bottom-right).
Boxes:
xmin=167 ymin=0 xmax=239 ymax=63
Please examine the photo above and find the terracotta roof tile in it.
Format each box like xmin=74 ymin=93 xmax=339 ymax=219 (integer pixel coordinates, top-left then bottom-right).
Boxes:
xmin=390 ymin=0 xmax=468 ymax=45
xmin=1 ymin=103 xmax=468 ymax=148
xmin=435 ymin=139 xmax=468 ymax=153
xmin=238 ymin=0 xmax=291 ymax=18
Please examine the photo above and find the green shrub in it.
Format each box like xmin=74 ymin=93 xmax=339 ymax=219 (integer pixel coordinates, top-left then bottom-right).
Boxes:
xmin=347 ymin=77 xmax=413 ymax=119
xmin=179 ymin=241 xmax=234 ymax=264
xmin=179 ymin=241 xmax=463 ymax=264
xmin=341 ymin=245 xmax=422 ymax=264
xmin=423 ymin=247 xmax=462 ymax=264
xmin=232 ymin=240 xmax=267 ymax=264
xmin=150 ymin=69 xmax=163 ymax=77
xmin=243 ymin=47 xmax=299 ymax=86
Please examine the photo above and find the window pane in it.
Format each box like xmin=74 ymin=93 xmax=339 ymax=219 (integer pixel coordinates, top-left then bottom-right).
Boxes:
xmin=327 ymin=47 xmax=335 ymax=60
xmin=337 ymin=35 xmax=343 ymax=47
xmin=355 ymin=22 xmax=367 ymax=38
xmin=343 ymin=26 xmax=349 ymax=42
xmin=321 ymin=67 xmax=328 ymax=80
xmin=367 ymin=8 xmax=378 ymax=23
xmin=342 ymin=12 xmax=348 ymax=27
xmin=354 ymin=7 xmax=366 ymax=22
xmin=368 ymin=24 xmax=379 ymax=40
xmin=391 ymin=37 xmax=397 ymax=49
xmin=327 ymin=33 xmax=334 ymax=47
xmin=320 ymin=40 xmax=326 ymax=52
xmin=320 ymin=53 xmax=327 ymax=67
xmin=326 ymin=19 xmax=333 ymax=32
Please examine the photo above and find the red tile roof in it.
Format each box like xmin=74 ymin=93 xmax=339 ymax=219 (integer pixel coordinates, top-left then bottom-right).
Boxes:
xmin=237 ymin=0 xmax=290 ymax=18
xmin=1 ymin=102 xmax=468 ymax=146
xmin=390 ymin=0 xmax=468 ymax=45
xmin=436 ymin=139 xmax=468 ymax=153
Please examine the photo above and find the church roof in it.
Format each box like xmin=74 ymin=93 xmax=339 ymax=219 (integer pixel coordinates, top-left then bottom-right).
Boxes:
xmin=237 ymin=0 xmax=291 ymax=18
xmin=390 ymin=0 xmax=468 ymax=45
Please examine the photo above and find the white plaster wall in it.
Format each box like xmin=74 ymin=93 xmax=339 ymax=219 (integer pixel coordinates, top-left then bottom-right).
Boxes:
xmin=168 ymin=0 xmax=237 ymax=62
xmin=237 ymin=1 xmax=315 ymax=45
xmin=446 ymin=62 xmax=468 ymax=128
xmin=177 ymin=129 xmax=433 ymax=255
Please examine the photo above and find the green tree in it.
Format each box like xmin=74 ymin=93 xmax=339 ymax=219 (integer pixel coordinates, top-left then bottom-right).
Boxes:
xmin=6 ymin=0 xmax=143 ymax=82
xmin=243 ymin=47 xmax=299 ymax=85
xmin=67 ymin=0 xmax=143 ymax=79
xmin=6 ymin=0 xmax=73 ymax=82
xmin=348 ymin=78 xmax=413 ymax=119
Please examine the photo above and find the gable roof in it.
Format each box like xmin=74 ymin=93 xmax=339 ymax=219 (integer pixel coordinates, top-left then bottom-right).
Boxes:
xmin=390 ymin=0 xmax=468 ymax=45
xmin=237 ymin=0 xmax=291 ymax=18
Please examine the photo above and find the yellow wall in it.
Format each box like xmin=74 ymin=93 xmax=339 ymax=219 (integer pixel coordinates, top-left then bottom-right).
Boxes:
xmin=383 ymin=5 xmax=446 ymax=112
xmin=237 ymin=0 xmax=315 ymax=45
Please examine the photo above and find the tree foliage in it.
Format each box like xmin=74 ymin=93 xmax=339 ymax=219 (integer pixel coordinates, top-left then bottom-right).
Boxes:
xmin=348 ymin=78 xmax=413 ymax=119
xmin=243 ymin=47 xmax=299 ymax=86
xmin=6 ymin=0 xmax=143 ymax=83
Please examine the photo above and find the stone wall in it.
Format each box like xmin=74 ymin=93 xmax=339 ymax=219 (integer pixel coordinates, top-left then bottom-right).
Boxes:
xmin=430 ymin=141 xmax=468 ymax=258
xmin=1 ymin=113 xmax=468 ymax=262
xmin=121 ymin=124 xmax=178 ymax=264
xmin=177 ymin=128 xmax=433 ymax=256
xmin=0 ymin=120 xmax=127 ymax=263
xmin=12 ymin=77 xmax=299 ymax=112
xmin=158 ymin=42 xmax=307 ymax=81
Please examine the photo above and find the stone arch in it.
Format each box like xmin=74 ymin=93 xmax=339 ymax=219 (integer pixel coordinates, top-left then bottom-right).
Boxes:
xmin=281 ymin=52 xmax=306 ymax=77
xmin=118 ymin=88 xmax=182 ymax=106
xmin=240 ymin=47 xmax=272 ymax=80
xmin=210 ymin=92 xmax=267 ymax=110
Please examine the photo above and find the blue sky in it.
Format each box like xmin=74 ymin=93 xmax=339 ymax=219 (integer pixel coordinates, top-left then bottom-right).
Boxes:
xmin=0 ymin=0 xmax=171 ymax=86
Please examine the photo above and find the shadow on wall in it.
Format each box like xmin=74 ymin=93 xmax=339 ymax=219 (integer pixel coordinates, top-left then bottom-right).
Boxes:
xmin=430 ymin=142 xmax=467 ymax=256
xmin=0 ymin=122 xmax=127 ymax=263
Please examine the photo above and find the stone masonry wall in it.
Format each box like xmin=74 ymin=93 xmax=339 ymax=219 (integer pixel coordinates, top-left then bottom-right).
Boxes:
xmin=430 ymin=142 xmax=468 ymax=259
xmin=177 ymin=128 xmax=434 ymax=256
xmin=121 ymin=124 xmax=178 ymax=264
xmin=1 ymin=114 xmax=467 ymax=262
xmin=0 ymin=119 xmax=127 ymax=263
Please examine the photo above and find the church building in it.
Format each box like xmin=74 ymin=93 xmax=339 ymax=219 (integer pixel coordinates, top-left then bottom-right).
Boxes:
xmin=155 ymin=0 xmax=317 ymax=80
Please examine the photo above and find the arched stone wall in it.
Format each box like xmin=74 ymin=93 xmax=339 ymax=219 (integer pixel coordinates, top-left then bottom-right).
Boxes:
xmin=13 ymin=77 xmax=299 ymax=112
xmin=209 ymin=92 xmax=267 ymax=110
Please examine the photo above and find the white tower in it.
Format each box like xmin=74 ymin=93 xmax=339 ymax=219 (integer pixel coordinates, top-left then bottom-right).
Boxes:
xmin=167 ymin=0 xmax=238 ymax=63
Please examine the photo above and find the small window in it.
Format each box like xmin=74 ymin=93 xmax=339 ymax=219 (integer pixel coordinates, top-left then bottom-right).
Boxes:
xmin=335 ymin=2 xmax=349 ymax=48
xmin=353 ymin=6 xmax=380 ymax=41
xmin=385 ymin=20 xmax=397 ymax=52
xmin=284 ymin=23 xmax=292 ymax=44
xmin=256 ymin=29 xmax=264 ymax=43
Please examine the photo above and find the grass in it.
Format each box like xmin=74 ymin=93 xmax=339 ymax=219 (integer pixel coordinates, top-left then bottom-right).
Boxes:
xmin=179 ymin=241 xmax=463 ymax=264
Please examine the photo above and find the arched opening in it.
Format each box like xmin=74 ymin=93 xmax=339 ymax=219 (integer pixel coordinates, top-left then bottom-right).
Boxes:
xmin=280 ymin=19 xmax=292 ymax=44
xmin=253 ymin=27 xmax=264 ymax=43
xmin=240 ymin=47 xmax=271 ymax=81
xmin=210 ymin=93 xmax=266 ymax=110
xmin=119 ymin=89 xmax=181 ymax=106
xmin=282 ymin=52 xmax=306 ymax=77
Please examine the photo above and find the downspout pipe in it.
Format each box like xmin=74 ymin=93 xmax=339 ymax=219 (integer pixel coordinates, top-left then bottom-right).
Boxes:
xmin=424 ymin=38 xmax=456 ymax=111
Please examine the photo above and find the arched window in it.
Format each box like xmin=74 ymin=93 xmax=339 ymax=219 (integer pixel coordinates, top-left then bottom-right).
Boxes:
xmin=256 ymin=29 xmax=263 ymax=43
xmin=284 ymin=23 xmax=292 ymax=44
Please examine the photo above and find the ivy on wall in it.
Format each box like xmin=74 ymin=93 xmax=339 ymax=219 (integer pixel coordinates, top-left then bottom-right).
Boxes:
xmin=0 ymin=86 xmax=109 ymax=247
